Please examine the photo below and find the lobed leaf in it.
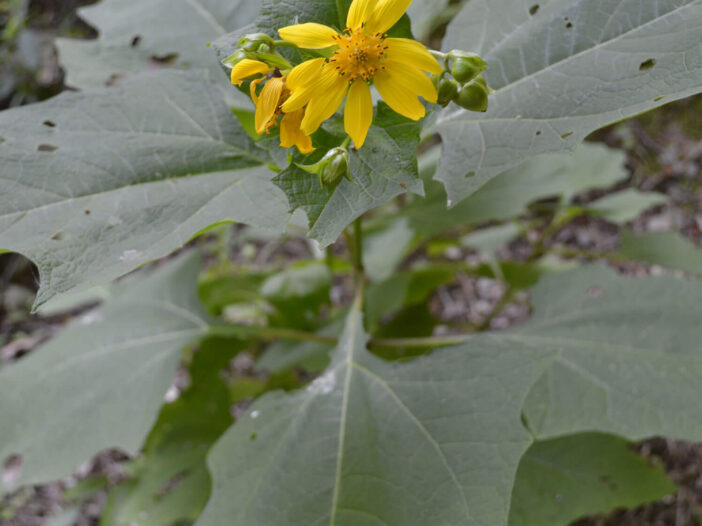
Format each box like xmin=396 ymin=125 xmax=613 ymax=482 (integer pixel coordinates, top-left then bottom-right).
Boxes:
xmin=0 ymin=253 xmax=209 ymax=489
xmin=56 ymin=0 xmax=261 ymax=90
xmin=432 ymin=0 xmax=702 ymax=205
xmin=0 ymin=70 xmax=288 ymax=308
xmin=199 ymin=264 xmax=702 ymax=526
xmin=199 ymin=305 xmax=554 ymax=526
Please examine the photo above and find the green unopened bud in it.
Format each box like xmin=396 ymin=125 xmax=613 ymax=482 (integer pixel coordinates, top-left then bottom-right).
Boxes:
xmin=450 ymin=51 xmax=488 ymax=84
xmin=437 ymin=78 xmax=460 ymax=107
xmin=455 ymin=76 xmax=489 ymax=112
xmin=297 ymin=147 xmax=352 ymax=190
xmin=222 ymin=49 xmax=248 ymax=67
xmin=239 ymin=33 xmax=275 ymax=52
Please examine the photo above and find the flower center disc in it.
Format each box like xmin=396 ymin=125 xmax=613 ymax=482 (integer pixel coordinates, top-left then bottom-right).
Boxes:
xmin=330 ymin=26 xmax=387 ymax=83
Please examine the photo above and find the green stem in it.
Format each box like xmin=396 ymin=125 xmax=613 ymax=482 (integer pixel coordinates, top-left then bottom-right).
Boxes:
xmin=208 ymin=325 xmax=337 ymax=345
xmin=208 ymin=322 xmax=477 ymax=349
xmin=272 ymin=40 xmax=298 ymax=48
xmin=352 ymin=217 xmax=364 ymax=276
xmin=370 ymin=334 xmax=472 ymax=348
xmin=341 ymin=135 xmax=352 ymax=149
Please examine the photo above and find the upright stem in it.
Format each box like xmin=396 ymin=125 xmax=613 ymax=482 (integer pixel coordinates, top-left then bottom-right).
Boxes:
xmin=352 ymin=217 xmax=364 ymax=280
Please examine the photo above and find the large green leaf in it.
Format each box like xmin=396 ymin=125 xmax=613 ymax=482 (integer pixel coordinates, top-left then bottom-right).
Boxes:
xmin=432 ymin=0 xmax=702 ymax=205
xmin=518 ymin=266 xmax=702 ymax=441
xmin=0 ymin=70 xmax=288 ymax=308
xmin=510 ymin=433 xmax=675 ymax=526
xmin=274 ymin=105 xmax=424 ymax=246
xmin=56 ymin=0 xmax=261 ymax=90
xmin=199 ymin=305 xmax=554 ymax=526
xmin=0 ymin=253 xmax=209 ymax=489
xmin=200 ymin=264 xmax=702 ymax=526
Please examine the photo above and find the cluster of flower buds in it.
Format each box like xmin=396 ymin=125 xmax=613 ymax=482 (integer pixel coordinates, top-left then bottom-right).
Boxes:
xmin=222 ymin=33 xmax=291 ymax=71
xmin=433 ymin=51 xmax=492 ymax=112
xmin=297 ymin=147 xmax=352 ymax=191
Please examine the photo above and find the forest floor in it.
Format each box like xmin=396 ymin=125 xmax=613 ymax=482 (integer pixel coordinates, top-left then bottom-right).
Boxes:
xmin=1 ymin=1 xmax=702 ymax=526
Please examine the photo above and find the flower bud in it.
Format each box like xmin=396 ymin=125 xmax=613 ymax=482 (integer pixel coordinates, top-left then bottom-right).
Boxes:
xmin=222 ymin=50 xmax=249 ymax=68
xmin=455 ymin=76 xmax=490 ymax=112
xmin=297 ymin=147 xmax=352 ymax=190
xmin=239 ymin=33 xmax=275 ymax=52
xmin=450 ymin=52 xmax=487 ymax=85
xmin=437 ymin=78 xmax=460 ymax=107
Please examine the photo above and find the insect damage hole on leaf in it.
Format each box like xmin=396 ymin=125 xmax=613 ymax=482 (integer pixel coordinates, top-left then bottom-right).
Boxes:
xmin=42 ymin=120 xmax=56 ymax=128
xmin=529 ymin=4 xmax=540 ymax=15
xmin=639 ymin=58 xmax=656 ymax=71
xmin=151 ymin=53 xmax=179 ymax=65
xmin=130 ymin=35 xmax=141 ymax=47
xmin=2 ymin=454 xmax=23 ymax=490
xmin=560 ymin=132 xmax=574 ymax=139
xmin=37 ymin=144 xmax=58 ymax=152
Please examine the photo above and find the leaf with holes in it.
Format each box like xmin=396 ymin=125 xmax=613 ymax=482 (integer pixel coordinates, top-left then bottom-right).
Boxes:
xmin=0 ymin=70 xmax=288 ymax=308
xmin=430 ymin=0 xmax=702 ymax=205
xmin=198 ymin=304 xmax=554 ymax=526
xmin=56 ymin=0 xmax=261 ymax=90
xmin=0 ymin=253 xmax=209 ymax=490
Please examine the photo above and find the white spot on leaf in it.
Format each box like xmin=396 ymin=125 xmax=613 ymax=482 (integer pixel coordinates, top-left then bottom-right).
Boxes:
xmin=80 ymin=311 xmax=103 ymax=325
xmin=119 ymin=250 xmax=140 ymax=262
xmin=306 ymin=370 xmax=336 ymax=395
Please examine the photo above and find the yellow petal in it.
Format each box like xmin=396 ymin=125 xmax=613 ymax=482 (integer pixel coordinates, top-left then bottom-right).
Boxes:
xmin=301 ymin=73 xmax=349 ymax=135
xmin=344 ymin=80 xmax=373 ymax=148
xmin=278 ymin=23 xmax=340 ymax=49
xmin=283 ymin=61 xmax=340 ymax=113
xmin=367 ymin=0 xmax=412 ymax=34
xmin=384 ymin=60 xmax=437 ymax=103
xmin=280 ymin=110 xmax=315 ymax=154
xmin=249 ymin=77 xmax=265 ymax=105
xmin=230 ymin=59 xmax=270 ymax=86
xmin=286 ymin=57 xmax=326 ymax=91
xmin=255 ymin=77 xmax=285 ymax=135
xmin=384 ymin=38 xmax=443 ymax=73
xmin=374 ymin=68 xmax=425 ymax=121
xmin=346 ymin=0 xmax=375 ymax=30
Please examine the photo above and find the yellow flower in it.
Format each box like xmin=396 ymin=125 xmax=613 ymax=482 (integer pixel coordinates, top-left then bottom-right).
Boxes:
xmin=231 ymin=59 xmax=315 ymax=154
xmin=277 ymin=0 xmax=443 ymax=148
